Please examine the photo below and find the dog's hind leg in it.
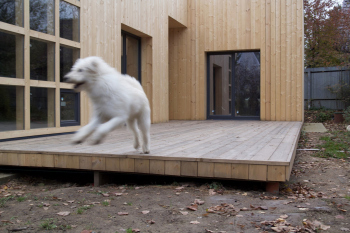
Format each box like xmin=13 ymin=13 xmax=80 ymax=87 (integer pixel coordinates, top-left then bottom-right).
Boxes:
xmin=90 ymin=116 xmax=127 ymax=145
xmin=72 ymin=118 xmax=100 ymax=144
xmin=127 ymin=118 xmax=141 ymax=150
xmin=138 ymin=110 xmax=151 ymax=154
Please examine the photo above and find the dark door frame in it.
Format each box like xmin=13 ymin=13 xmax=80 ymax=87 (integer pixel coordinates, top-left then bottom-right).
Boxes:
xmin=121 ymin=30 xmax=142 ymax=83
xmin=60 ymin=89 xmax=80 ymax=127
xmin=206 ymin=51 xmax=260 ymax=120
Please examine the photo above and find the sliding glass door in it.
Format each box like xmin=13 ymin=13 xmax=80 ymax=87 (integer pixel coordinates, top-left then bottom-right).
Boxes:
xmin=207 ymin=51 xmax=260 ymax=120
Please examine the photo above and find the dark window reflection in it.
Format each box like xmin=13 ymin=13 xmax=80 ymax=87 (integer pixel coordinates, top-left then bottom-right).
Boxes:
xmin=30 ymin=0 xmax=55 ymax=35
xmin=30 ymin=87 xmax=55 ymax=129
xmin=0 ymin=31 xmax=23 ymax=79
xmin=30 ymin=39 xmax=55 ymax=81
xmin=60 ymin=89 xmax=80 ymax=126
xmin=0 ymin=85 xmax=24 ymax=131
xmin=0 ymin=0 xmax=23 ymax=27
xmin=234 ymin=52 xmax=260 ymax=116
xmin=60 ymin=46 xmax=79 ymax=82
xmin=60 ymin=0 xmax=80 ymax=42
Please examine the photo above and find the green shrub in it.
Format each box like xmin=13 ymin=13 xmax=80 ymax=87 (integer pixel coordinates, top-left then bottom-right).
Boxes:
xmin=315 ymin=112 xmax=332 ymax=122
xmin=344 ymin=106 xmax=350 ymax=123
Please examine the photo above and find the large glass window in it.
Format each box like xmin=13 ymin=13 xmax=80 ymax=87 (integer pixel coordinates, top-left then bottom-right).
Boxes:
xmin=60 ymin=45 xmax=79 ymax=82
xmin=0 ymin=0 xmax=80 ymax=135
xmin=0 ymin=0 xmax=24 ymax=27
xmin=30 ymin=39 xmax=55 ymax=81
xmin=0 ymin=31 xmax=24 ymax=79
xmin=30 ymin=87 xmax=55 ymax=129
xmin=60 ymin=89 xmax=80 ymax=126
xmin=30 ymin=0 xmax=55 ymax=35
xmin=0 ymin=85 xmax=24 ymax=131
xmin=59 ymin=0 xmax=80 ymax=42
xmin=207 ymin=51 xmax=260 ymax=120
xmin=121 ymin=31 xmax=141 ymax=82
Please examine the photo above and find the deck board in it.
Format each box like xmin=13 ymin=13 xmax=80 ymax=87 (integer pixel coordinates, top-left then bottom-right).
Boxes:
xmin=0 ymin=120 xmax=302 ymax=182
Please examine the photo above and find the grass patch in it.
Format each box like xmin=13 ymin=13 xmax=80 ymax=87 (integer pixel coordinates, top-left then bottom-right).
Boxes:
xmin=345 ymin=195 xmax=350 ymax=201
xmin=0 ymin=196 xmax=14 ymax=207
xmin=315 ymin=131 xmax=350 ymax=159
xmin=17 ymin=196 xmax=27 ymax=202
xmin=40 ymin=218 xmax=57 ymax=230
xmin=77 ymin=205 xmax=93 ymax=214
xmin=126 ymin=228 xmax=133 ymax=233
xmin=102 ymin=200 xmax=109 ymax=206
xmin=208 ymin=182 xmax=224 ymax=191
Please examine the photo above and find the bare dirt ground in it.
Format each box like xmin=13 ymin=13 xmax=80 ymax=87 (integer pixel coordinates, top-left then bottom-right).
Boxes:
xmin=0 ymin=111 xmax=349 ymax=233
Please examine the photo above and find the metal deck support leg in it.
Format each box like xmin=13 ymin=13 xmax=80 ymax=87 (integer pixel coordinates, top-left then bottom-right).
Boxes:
xmin=266 ymin=182 xmax=280 ymax=194
xmin=94 ymin=171 xmax=107 ymax=187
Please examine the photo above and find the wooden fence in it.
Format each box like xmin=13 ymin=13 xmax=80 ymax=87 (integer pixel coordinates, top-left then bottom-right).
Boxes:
xmin=304 ymin=67 xmax=350 ymax=110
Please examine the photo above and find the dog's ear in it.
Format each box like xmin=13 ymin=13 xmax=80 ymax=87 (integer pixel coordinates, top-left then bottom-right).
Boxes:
xmin=87 ymin=59 xmax=99 ymax=74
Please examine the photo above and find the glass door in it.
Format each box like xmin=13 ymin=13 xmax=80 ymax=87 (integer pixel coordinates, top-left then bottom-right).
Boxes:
xmin=207 ymin=51 xmax=260 ymax=120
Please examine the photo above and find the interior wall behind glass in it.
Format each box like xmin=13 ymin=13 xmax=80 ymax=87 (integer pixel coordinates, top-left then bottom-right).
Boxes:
xmin=60 ymin=46 xmax=79 ymax=82
xmin=30 ymin=87 xmax=55 ymax=129
xmin=0 ymin=31 xmax=23 ymax=78
xmin=30 ymin=39 xmax=55 ymax=81
xmin=0 ymin=85 xmax=24 ymax=132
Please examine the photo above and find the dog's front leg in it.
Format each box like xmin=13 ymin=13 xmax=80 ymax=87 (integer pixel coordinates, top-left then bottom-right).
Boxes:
xmin=72 ymin=118 xmax=100 ymax=144
xmin=90 ymin=116 xmax=126 ymax=145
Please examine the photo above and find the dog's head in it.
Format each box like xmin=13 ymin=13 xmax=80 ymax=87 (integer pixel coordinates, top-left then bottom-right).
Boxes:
xmin=63 ymin=56 xmax=105 ymax=92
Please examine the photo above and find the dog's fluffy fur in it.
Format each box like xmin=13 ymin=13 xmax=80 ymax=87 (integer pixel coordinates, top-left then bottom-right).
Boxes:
xmin=64 ymin=56 xmax=151 ymax=154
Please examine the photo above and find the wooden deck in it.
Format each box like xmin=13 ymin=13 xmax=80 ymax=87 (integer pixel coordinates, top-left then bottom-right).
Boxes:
xmin=0 ymin=121 xmax=302 ymax=182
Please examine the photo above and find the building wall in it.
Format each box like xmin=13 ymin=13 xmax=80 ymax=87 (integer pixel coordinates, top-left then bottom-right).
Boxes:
xmin=80 ymin=0 xmax=188 ymax=125
xmin=169 ymin=0 xmax=304 ymax=121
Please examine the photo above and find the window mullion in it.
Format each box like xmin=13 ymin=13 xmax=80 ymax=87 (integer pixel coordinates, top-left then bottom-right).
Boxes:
xmin=55 ymin=0 xmax=60 ymax=127
xmin=24 ymin=0 xmax=30 ymax=130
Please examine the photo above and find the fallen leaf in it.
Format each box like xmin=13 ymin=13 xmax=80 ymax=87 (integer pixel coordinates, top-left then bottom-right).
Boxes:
xmin=194 ymin=199 xmax=205 ymax=205
xmin=280 ymin=214 xmax=288 ymax=219
xmin=57 ymin=211 xmax=70 ymax=216
xmin=1 ymin=220 xmax=14 ymax=224
xmin=42 ymin=203 xmax=50 ymax=207
xmin=209 ymin=189 xmax=216 ymax=196
xmin=102 ymin=193 xmax=110 ymax=197
xmin=187 ymin=204 xmax=198 ymax=211
xmin=43 ymin=207 xmax=49 ymax=211
xmin=63 ymin=203 xmax=68 ymax=206
xmin=115 ymin=193 xmax=123 ymax=196
xmin=335 ymin=215 xmax=345 ymax=219
xmin=175 ymin=187 xmax=184 ymax=191
xmin=190 ymin=220 xmax=200 ymax=224
xmin=341 ymin=227 xmax=350 ymax=231
xmin=117 ymin=212 xmax=128 ymax=216
xmin=142 ymin=210 xmax=150 ymax=214
xmin=146 ymin=219 xmax=155 ymax=224
xmin=205 ymin=229 xmax=214 ymax=233
xmin=132 ymin=229 xmax=140 ymax=232
xmin=180 ymin=211 xmax=188 ymax=215
xmin=67 ymin=200 xmax=75 ymax=203
xmin=242 ymin=193 xmax=248 ymax=196
xmin=81 ymin=230 xmax=92 ymax=233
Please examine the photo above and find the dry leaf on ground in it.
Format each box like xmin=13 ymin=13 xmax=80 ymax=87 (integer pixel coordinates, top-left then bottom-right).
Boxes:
xmin=57 ymin=211 xmax=70 ymax=216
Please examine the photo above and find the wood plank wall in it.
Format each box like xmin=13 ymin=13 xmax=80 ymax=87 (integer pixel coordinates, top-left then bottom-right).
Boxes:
xmin=80 ymin=0 xmax=188 ymax=124
xmin=169 ymin=0 xmax=304 ymax=121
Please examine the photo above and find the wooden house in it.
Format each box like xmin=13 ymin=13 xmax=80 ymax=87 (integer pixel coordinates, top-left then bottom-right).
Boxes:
xmin=0 ymin=0 xmax=304 ymax=191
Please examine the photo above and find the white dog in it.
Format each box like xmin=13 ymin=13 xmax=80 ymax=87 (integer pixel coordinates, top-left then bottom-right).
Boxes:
xmin=64 ymin=56 xmax=151 ymax=154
